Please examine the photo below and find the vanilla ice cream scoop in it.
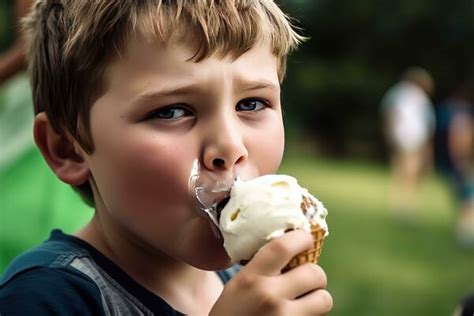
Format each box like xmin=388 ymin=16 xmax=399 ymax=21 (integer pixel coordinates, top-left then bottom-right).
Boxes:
xmin=219 ymin=174 xmax=328 ymax=264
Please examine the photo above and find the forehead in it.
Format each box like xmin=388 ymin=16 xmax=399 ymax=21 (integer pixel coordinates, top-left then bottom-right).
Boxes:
xmin=102 ymin=36 xmax=280 ymax=96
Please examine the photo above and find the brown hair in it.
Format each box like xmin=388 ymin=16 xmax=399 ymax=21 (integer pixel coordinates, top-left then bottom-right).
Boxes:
xmin=23 ymin=0 xmax=305 ymax=205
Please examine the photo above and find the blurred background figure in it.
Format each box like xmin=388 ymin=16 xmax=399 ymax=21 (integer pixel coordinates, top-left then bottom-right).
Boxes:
xmin=453 ymin=291 xmax=474 ymax=316
xmin=436 ymin=80 xmax=474 ymax=247
xmin=0 ymin=0 xmax=33 ymax=168
xmin=381 ymin=67 xmax=436 ymax=219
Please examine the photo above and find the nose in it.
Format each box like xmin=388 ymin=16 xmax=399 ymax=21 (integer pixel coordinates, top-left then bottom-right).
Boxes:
xmin=202 ymin=116 xmax=248 ymax=172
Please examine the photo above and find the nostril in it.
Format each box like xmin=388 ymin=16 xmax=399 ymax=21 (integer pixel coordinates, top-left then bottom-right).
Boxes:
xmin=212 ymin=158 xmax=225 ymax=168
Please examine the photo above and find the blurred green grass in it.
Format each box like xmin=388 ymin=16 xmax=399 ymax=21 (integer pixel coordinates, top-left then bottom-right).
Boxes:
xmin=280 ymin=147 xmax=474 ymax=316
xmin=1 ymin=145 xmax=473 ymax=315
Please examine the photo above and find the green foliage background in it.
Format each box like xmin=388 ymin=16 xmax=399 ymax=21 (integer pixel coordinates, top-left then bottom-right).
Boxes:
xmin=280 ymin=0 xmax=474 ymax=158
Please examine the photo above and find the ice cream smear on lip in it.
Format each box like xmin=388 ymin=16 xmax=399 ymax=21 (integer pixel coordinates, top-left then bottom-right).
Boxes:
xmin=219 ymin=174 xmax=328 ymax=264
xmin=188 ymin=159 xmax=235 ymax=228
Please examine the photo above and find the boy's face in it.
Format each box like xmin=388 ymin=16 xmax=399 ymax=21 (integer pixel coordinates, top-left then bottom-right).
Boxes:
xmin=82 ymin=36 xmax=284 ymax=269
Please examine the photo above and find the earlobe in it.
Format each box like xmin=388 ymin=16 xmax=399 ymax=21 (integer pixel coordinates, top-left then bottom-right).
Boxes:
xmin=34 ymin=112 xmax=90 ymax=186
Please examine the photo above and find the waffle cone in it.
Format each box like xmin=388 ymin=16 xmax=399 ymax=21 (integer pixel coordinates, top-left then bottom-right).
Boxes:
xmin=283 ymin=223 xmax=326 ymax=272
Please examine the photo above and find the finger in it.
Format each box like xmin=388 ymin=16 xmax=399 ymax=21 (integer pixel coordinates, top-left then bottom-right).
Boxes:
xmin=245 ymin=230 xmax=313 ymax=276
xmin=289 ymin=289 xmax=333 ymax=315
xmin=278 ymin=263 xmax=327 ymax=299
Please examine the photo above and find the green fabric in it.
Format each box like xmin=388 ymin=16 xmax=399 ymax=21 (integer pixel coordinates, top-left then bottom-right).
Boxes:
xmin=0 ymin=74 xmax=93 ymax=273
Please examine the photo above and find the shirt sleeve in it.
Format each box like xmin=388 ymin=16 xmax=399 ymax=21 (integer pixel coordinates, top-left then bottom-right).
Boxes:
xmin=0 ymin=267 xmax=105 ymax=315
xmin=459 ymin=292 xmax=474 ymax=316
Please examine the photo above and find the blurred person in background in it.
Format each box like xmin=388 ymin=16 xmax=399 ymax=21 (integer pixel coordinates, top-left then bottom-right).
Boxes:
xmin=0 ymin=0 xmax=30 ymax=85
xmin=0 ymin=0 xmax=33 ymax=167
xmin=436 ymin=80 xmax=474 ymax=247
xmin=381 ymin=67 xmax=436 ymax=219
xmin=453 ymin=291 xmax=474 ymax=316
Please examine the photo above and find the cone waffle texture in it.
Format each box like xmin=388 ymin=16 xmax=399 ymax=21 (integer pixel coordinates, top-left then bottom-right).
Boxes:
xmin=283 ymin=223 xmax=326 ymax=271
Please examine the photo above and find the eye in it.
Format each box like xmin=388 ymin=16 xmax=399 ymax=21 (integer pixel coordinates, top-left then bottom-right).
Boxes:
xmin=236 ymin=98 xmax=268 ymax=112
xmin=147 ymin=106 xmax=192 ymax=120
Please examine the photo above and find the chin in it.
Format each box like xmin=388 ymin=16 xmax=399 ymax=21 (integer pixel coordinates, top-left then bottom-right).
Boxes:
xmin=183 ymin=214 xmax=234 ymax=270
xmin=187 ymin=238 xmax=233 ymax=271
xmin=193 ymin=252 xmax=233 ymax=271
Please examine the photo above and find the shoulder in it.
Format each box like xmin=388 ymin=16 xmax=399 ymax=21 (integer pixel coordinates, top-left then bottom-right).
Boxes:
xmin=1 ymin=232 xmax=87 ymax=285
xmin=381 ymin=83 xmax=405 ymax=109
xmin=0 ymin=266 xmax=104 ymax=315
xmin=0 ymin=231 xmax=106 ymax=314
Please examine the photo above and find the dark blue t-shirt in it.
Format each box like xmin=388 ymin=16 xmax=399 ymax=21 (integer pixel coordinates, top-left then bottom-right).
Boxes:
xmin=0 ymin=230 xmax=239 ymax=315
xmin=459 ymin=291 xmax=474 ymax=316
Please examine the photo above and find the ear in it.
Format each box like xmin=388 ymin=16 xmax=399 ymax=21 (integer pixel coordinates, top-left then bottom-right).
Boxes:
xmin=34 ymin=112 xmax=90 ymax=186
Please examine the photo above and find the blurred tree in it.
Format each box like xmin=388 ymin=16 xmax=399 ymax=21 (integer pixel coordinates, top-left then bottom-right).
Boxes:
xmin=279 ymin=0 xmax=474 ymax=159
xmin=0 ymin=1 xmax=15 ymax=51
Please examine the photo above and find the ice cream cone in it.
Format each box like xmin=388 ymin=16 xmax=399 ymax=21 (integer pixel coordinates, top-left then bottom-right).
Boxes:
xmin=283 ymin=223 xmax=326 ymax=272
xmin=219 ymin=175 xmax=329 ymax=267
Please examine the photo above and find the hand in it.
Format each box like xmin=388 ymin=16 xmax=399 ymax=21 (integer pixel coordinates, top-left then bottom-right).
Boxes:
xmin=210 ymin=230 xmax=333 ymax=315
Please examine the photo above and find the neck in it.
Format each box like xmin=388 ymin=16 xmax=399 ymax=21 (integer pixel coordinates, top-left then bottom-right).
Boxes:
xmin=76 ymin=214 xmax=224 ymax=314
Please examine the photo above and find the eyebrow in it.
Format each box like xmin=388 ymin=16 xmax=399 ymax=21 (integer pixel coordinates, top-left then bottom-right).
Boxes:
xmin=132 ymin=79 xmax=280 ymax=106
xmin=238 ymin=80 xmax=280 ymax=92
xmin=132 ymin=83 xmax=202 ymax=105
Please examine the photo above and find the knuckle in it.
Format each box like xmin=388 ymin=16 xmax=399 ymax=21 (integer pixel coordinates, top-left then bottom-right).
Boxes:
xmin=243 ymin=279 xmax=285 ymax=314
xmin=256 ymin=293 xmax=285 ymax=315
xmin=268 ymin=238 xmax=293 ymax=256
xmin=259 ymin=292 xmax=278 ymax=308
xmin=275 ymin=301 xmax=290 ymax=316
xmin=233 ymin=272 xmax=255 ymax=290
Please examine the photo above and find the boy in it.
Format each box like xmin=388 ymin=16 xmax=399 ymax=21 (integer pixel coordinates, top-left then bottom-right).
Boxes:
xmin=381 ymin=67 xmax=435 ymax=218
xmin=0 ymin=0 xmax=333 ymax=314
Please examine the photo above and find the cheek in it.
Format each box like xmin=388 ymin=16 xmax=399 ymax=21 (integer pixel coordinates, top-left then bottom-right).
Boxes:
xmin=90 ymin=135 xmax=197 ymax=226
xmin=250 ymin=116 xmax=285 ymax=174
